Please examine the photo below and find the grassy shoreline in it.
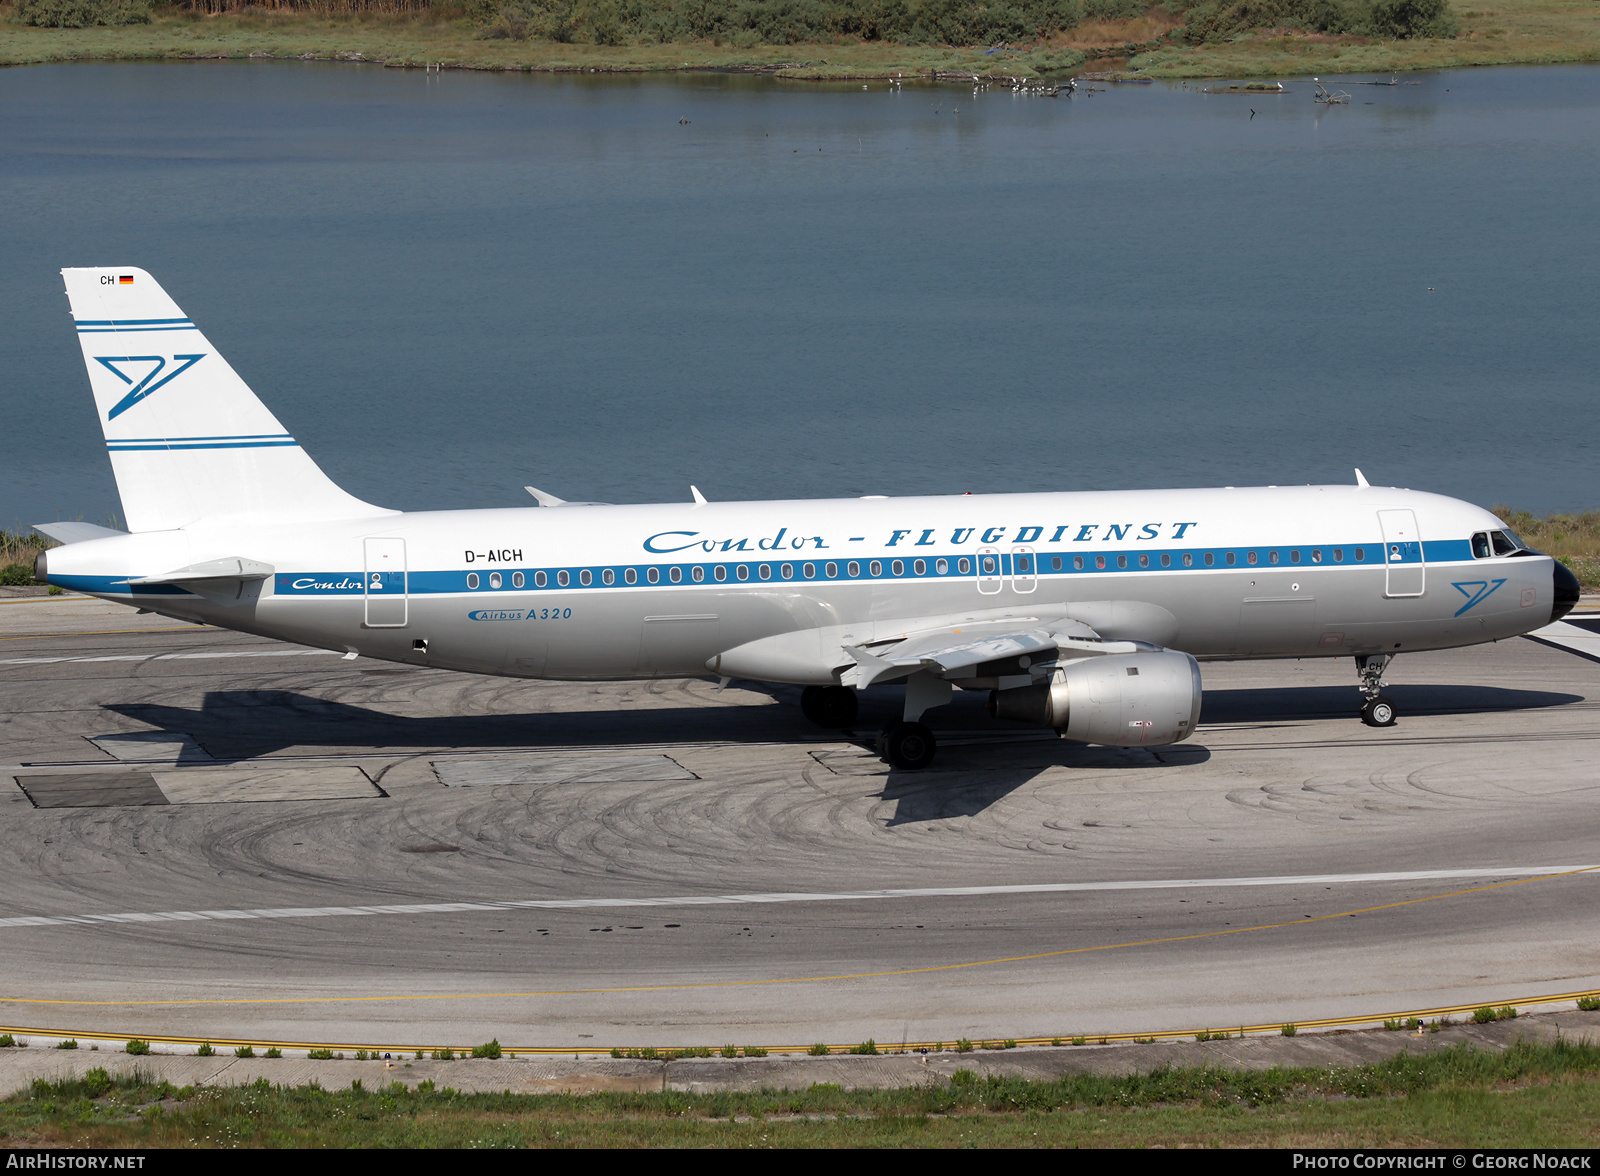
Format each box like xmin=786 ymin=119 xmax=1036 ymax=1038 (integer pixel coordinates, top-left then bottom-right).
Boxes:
xmin=4 ymin=1039 xmax=1600 ymax=1147
xmin=3 ymin=0 xmax=1599 ymax=79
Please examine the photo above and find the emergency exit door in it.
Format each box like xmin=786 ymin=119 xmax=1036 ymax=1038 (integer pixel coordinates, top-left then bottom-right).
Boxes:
xmin=364 ymin=537 xmax=408 ymax=627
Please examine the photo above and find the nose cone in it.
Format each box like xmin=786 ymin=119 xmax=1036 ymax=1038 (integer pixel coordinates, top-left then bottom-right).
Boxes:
xmin=1552 ymin=558 xmax=1581 ymax=623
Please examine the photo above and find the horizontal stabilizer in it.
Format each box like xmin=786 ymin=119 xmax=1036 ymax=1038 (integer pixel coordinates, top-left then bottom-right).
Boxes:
xmin=128 ymin=557 xmax=273 ymax=586
xmin=32 ymin=522 xmax=128 ymax=545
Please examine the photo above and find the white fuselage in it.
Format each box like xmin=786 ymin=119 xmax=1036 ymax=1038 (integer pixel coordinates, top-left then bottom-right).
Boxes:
xmin=45 ymin=484 xmax=1557 ymax=684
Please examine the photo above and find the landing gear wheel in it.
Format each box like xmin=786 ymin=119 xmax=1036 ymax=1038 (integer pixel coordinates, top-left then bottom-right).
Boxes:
xmin=800 ymin=685 xmax=858 ymax=728
xmin=1360 ymin=695 xmax=1397 ymax=727
xmin=880 ymin=721 xmax=937 ymax=770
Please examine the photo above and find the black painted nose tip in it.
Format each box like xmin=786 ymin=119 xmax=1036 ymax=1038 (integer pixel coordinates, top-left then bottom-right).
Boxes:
xmin=1552 ymin=558 xmax=1581 ymax=623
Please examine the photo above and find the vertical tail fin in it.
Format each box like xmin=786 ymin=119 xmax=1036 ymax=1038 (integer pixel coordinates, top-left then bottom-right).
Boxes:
xmin=62 ymin=267 xmax=390 ymax=533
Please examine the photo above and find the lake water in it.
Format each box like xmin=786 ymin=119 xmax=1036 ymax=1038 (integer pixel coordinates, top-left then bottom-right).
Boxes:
xmin=3 ymin=61 xmax=1597 ymax=525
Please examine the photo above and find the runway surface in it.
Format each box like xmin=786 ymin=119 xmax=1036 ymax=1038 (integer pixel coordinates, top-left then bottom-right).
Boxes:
xmin=2 ymin=593 xmax=1597 ymax=1050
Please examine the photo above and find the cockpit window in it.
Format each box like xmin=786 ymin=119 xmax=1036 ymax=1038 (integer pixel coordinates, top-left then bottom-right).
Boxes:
xmin=1491 ymin=530 xmax=1520 ymax=556
xmin=1471 ymin=532 xmax=1492 ymax=559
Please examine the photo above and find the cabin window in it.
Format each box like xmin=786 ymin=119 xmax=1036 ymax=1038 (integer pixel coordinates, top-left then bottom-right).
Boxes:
xmin=512 ymin=571 xmax=525 ymax=588
xmin=1268 ymin=550 xmax=1279 ymax=565
xmin=713 ymin=565 xmax=726 ymax=582
xmin=535 ymin=571 xmax=548 ymax=588
xmin=736 ymin=565 xmax=748 ymax=581
xmin=847 ymin=561 xmax=860 ymax=577
xmin=624 ymin=568 xmax=636 ymax=585
xmin=780 ymin=563 xmax=793 ymax=578
xmin=647 ymin=567 xmax=659 ymax=584
xmin=669 ymin=567 xmax=682 ymax=583
xmin=467 ymin=572 xmax=480 ymax=590
xmin=1311 ymin=549 xmax=1322 ymax=563
xmin=870 ymin=561 xmax=882 ymax=576
xmin=1051 ymin=556 xmax=1062 ymax=571
xmin=1472 ymin=532 xmax=1492 ymax=559
xmin=1333 ymin=548 xmax=1344 ymax=562
xmin=1246 ymin=551 xmax=1258 ymax=566
xmin=825 ymin=562 xmax=838 ymax=578
xmin=1139 ymin=554 xmax=1149 ymax=568
xmin=557 ymin=570 xmax=570 ymax=587
xmin=914 ymin=559 xmax=926 ymax=575
xmin=892 ymin=560 xmax=904 ymax=575
xmin=758 ymin=564 xmax=771 ymax=580
xmin=1015 ymin=556 xmax=1029 ymax=573
xmin=958 ymin=558 xmax=971 ymax=574
xmin=802 ymin=562 xmax=815 ymax=578
xmin=1492 ymin=530 xmax=1519 ymax=556
xmin=602 ymin=569 xmax=615 ymax=585
xmin=1182 ymin=553 xmax=1193 ymax=567
xmin=691 ymin=566 xmax=705 ymax=582
xmin=579 ymin=569 xmax=592 ymax=586
xmin=1289 ymin=550 xmax=1299 ymax=564
xmin=1074 ymin=556 xmax=1084 ymax=570
xmin=1117 ymin=555 xmax=1128 ymax=569
xmin=1354 ymin=547 xmax=1364 ymax=561
xmin=1226 ymin=553 xmax=1237 ymax=566
xmin=489 ymin=572 xmax=502 ymax=589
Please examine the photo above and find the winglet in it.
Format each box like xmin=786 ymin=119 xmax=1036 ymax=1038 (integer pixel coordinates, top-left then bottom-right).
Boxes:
xmin=1354 ymin=468 xmax=1370 ymax=488
xmin=691 ymin=485 xmax=708 ymax=505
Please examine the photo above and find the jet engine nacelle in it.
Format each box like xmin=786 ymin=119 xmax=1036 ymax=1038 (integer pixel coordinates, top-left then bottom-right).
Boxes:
xmin=988 ymin=650 xmax=1201 ymax=746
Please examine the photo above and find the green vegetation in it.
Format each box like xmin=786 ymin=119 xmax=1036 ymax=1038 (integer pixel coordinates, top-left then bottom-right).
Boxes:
xmin=1578 ymin=996 xmax=1600 ymax=1013
xmin=2 ymin=1041 xmax=1600 ymax=1146
xmin=124 ymin=1040 xmax=150 ymax=1056
xmin=6 ymin=0 xmax=1598 ymax=79
xmin=15 ymin=0 xmax=149 ymax=27
xmin=1496 ymin=507 xmax=1600 ymax=590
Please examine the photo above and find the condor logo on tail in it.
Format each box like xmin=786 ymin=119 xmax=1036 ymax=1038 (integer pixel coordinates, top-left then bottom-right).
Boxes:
xmin=95 ymin=353 xmax=205 ymax=420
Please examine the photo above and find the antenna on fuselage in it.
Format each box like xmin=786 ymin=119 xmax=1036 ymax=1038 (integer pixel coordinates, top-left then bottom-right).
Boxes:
xmin=524 ymin=486 xmax=567 ymax=507
xmin=1353 ymin=469 xmax=1370 ymax=488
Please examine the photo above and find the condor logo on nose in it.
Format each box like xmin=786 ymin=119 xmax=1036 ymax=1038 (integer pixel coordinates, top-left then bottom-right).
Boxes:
xmin=95 ymin=354 xmax=206 ymax=420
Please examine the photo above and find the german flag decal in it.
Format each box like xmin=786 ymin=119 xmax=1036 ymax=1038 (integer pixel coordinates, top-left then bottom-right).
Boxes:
xmin=118 ymin=275 xmax=134 ymax=285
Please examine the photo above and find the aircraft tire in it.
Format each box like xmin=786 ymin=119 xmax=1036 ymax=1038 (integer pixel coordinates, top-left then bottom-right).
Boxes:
xmin=881 ymin=721 xmax=937 ymax=770
xmin=800 ymin=685 xmax=858 ymax=728
xmin=1361 ymin=696 xmax=1398 ymax=727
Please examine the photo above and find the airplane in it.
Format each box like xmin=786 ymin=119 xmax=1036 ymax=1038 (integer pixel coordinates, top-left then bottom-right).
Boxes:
xmin=33 ymin=267 xmax=1581 ymax=770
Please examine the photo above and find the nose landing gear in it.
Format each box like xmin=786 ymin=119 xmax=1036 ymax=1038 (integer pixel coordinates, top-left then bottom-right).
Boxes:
xmin=1356 ymin=654 xmax=1397 ymax=727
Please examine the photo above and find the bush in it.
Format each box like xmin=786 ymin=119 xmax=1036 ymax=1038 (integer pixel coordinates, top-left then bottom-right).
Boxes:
xmin=307 ymin=1048 xmax=334 ymax=1060
xmin=742 ymin=1045 xmax=767 ymax=1058
xmin=264 ymin=1047 xmax=282 ymax=1058
xmin=55 ymin=1040 xmax=77 ymax=1050
xmin=15 ymin=0 xmax=151 ymax=26
xmin=848 ymin=1039 xmax=879 ymax=1055
xmin=0 ymin=565 xmax=33 ymax=587
xmin=955 ymin=1038 xmax=974 ymax=1053
xmin=125 ymin=1040 xmax=150 ymax=1056
xmin=471 ymin=1039 xmax=502 ymax=1059
xmin=1281 ymin=1024 xmax=1297 ymax=1037
xmin=0 ymin=1035 xmax=14 ymax=1048
xmin=234 ymin=1046 xmax=255 ymax=1058
xmin=807 ymin=1043 xmax=831 ymax=1056
xmin=1180 ymin=0 xmax=1456 ymax=43
xmin=949 ymin=1068 xmax=977 ymax=1086
xmin=196 ymin=1042 xmax=214 ymax=1056
xmin=1578 ymin=995 xmax=1600 ymax=1012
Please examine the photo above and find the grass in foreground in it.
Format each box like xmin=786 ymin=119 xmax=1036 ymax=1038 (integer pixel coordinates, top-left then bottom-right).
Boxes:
xmin=5 ymin=1040 xmax=1600 ymax=1147
xmin=2 ymin=0 xmax=1599 ymax=78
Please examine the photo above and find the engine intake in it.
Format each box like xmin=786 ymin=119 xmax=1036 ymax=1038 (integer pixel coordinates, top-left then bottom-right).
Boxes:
xmin=988 ymin=650 xmax=1202 ymax=746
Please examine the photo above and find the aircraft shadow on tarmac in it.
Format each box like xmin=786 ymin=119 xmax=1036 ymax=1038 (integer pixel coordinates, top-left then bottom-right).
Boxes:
xmin=99 ymin=679 xmax=1581 ymax=766
xmin=1197 ymin=682 xmax=1582 ymax=724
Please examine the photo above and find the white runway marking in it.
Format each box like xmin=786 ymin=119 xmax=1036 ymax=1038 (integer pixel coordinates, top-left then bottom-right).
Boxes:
xmin=0 ymin=866 xmax=1592 ymax=931
xmin=0 ymin=648 xmax=342 ymax=667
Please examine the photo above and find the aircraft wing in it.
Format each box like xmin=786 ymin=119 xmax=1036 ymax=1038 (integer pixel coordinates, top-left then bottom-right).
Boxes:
xmin=710 ymin=601 xmax=1172 ymax=688
xmin=838 ymin=616 xmax=1143 ymax=689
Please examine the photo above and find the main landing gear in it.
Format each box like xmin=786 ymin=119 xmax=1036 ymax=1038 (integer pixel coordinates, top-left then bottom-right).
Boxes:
xmin=799 ymin=673 xmax=950 ymax=770
xmin=1356 ymin=654 xmax=1397 ymax=727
